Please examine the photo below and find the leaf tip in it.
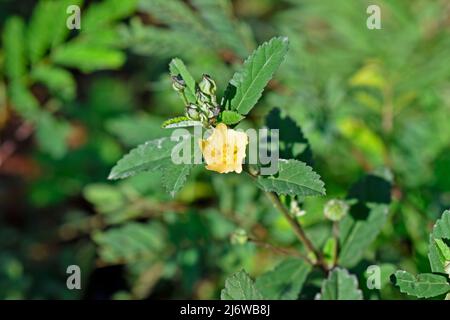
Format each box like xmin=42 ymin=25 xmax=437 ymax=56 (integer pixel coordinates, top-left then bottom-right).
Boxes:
xmin=280 ymin=36 xmax=289 ymax=43
xmin=107 ymin=171 xmax=117 ymax=180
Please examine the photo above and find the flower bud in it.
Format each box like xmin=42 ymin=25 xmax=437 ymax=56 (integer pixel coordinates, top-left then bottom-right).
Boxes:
xmin=231 ymin=229 xmax=248 ymax=245
xmin=290 ymin=199 xmax=306 ymax=218
xmin=196 ymin=89 xmax=211 ymax=105
xmin=197 ymin=100 xmax=216 ymax=118
xmin=206 ymin=108 xmax=214 ymax=119
xmin=199 ymin=113 xmax=209 ymax=124
xmin=324 ymin=199 xmax=349 ymax=222
xmin=172 ymin=75 xmax=186 ymax=92
xmin=199 ymin=74 xmax=216 ymax=96
xmin=202 ymin=103 xmax=215 ymax=118
xmin=186 ymin=104 xmax=200 ymax=120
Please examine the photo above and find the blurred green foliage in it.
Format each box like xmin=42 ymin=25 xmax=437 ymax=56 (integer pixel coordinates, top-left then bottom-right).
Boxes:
xmin=0 ymin=0 xmax=449 ymax=299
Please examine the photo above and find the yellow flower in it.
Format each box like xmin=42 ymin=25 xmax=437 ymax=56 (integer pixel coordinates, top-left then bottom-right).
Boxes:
xmin=199 ymin=123 xmax=248 ymax=173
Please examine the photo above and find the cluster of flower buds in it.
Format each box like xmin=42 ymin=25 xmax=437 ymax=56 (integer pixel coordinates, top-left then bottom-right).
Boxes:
xmin=171 ymin=74 xmax=220 ymax=127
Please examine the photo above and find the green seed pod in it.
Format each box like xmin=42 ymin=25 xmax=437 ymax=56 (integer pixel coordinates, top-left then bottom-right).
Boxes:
xmin=231 ymin=229 xmax=248 ymax=245
xmin=171 ymin=75 xmax=186 ymax=92
xmin=324 ymin=199 xmax=349 ymax=222
xmin=198 ymin=74 xmax=216 ymax=96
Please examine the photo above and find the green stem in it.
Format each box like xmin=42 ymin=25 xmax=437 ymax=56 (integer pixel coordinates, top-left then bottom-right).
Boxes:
xmin=265 ymin=191 xmax=324 ymax=266
xmin=180 ymin=91 xmax=189 ymax=105
xmin=332 ymin=221 xmax=339 ymax=267
xmin=245 ymin=166 xmax=328 ymax=270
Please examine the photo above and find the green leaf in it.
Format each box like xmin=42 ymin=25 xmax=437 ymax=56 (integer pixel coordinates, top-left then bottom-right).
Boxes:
xmin=93 ymin=221 xmax=166 ymax=264
xmin=429 ymin=210 xmax=450 ymax=273
xmin=393 ymin=271 xmax=450 ymax=299
xmin=52 ymin=43 xmax=125 ymax=72
xmin=35 ymin=113 xmax=70 ymax=158
xmin=106 ymin=114 xmax=167 ymax=146
xmin=255 ymin=258 xmax=311 ymax=300
xmin=8 ymin=83 xmax=40 ymax=120
xmin=108 ymin=134 xmax=196 ymax=180
xmin=161 ymin=163 xmax=192 ymax=197
xmin=221 ymin=270 xmax=264 ymax=300
xmin=169 ymin=58 xmax=197 ymax=103
xmin=227 ymin=36 xmax=289 ymax=115
xmin=79 ymin=28 xmax=122 ymax=48
xmin=219 ymin=110 xmax=244 ymax=125
xmin=337 ymin=118 xmax=386 ymax=165
xmin=338 ymin=204 xmax=389 ymax=268
xmin=190 ymin=0 xmax=250 ymax=57
xmin=27 ymin=0 xmax=55 ymax=64
xmin=138 ymin=0 xmax=207 ymax=39
xmin=435 ymin=239 xmax=450 ymax=261
xmin=3 ymin=17 xmax=27 ymax=80
xmin=347 ymin=174 xmax=391 ymax=204
xmin=27 ymin=0 xmax=80 ymax=64
xmin=31 ymin=65 xmax=76 ymax=100
xmin=257 ymin=159 xmax=326 ymax=197
xmin=121 ymin=19 xmax=201 ymax=58
xmin=108 ymin=137 xmax=176 ymax=180
xmin=162 ymin=117 xmax=202 ymax=129
xmin=83 ymin=183 xmax=125 ymax=214
xmin=27 ymin=0 xmax=85 ymax=61
xmin=83 ymin=0 xmax=138 ymax=32
xmin=319 ymin=268 xmax=363 ymax=300
xmin=265 ymin=108 xmax=313 ymax=164
xmin=0 ymin=83 xmax=6 ymax=114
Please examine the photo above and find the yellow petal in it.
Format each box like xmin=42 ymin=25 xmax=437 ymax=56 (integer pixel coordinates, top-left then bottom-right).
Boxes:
xmin=199 ymin=124 xmax=248 ymax=174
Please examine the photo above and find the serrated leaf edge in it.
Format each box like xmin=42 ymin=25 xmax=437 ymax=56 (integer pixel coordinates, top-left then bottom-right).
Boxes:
xmin=161 ymin=164 xmax=192 ymax=197
xmin=230 ymin=36 xmax=289 ymax=115
xmin=394 ymin=270 xmax=450 ymax=298
xmin=320 ymin=267 xmax=363 ymax=300
xmin=258 ymin=159 xmax=326 ymax=196
xmin=108 ymin=137 xmax=171 ymax=180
